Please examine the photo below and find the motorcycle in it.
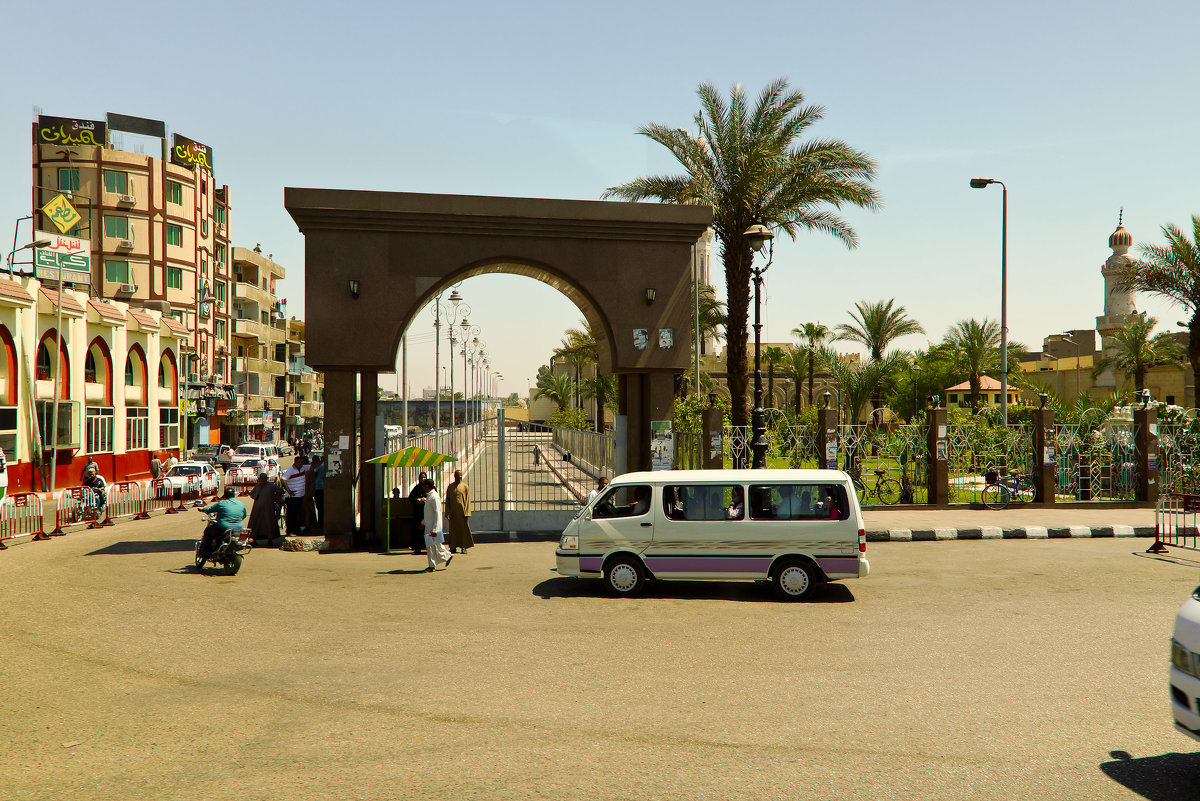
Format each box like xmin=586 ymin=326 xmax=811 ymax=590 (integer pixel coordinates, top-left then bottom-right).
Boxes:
xmin=195 ymin=512 xmax=251 ymax=575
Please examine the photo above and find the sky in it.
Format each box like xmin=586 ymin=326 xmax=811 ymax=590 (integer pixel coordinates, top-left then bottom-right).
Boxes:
xmin=2 ymin=0 xmax=1198 ymax=401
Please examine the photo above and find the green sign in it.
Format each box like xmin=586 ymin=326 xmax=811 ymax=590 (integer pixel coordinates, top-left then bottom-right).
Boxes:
xmin=34 ymin=232 xmax=91 ymax=284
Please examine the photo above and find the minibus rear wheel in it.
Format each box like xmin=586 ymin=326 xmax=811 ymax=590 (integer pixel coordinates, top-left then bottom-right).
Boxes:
xmin=772 ymin=559 xmax=818 ymax=601
xmin=604 ymin=556 xmax=647 ymax=597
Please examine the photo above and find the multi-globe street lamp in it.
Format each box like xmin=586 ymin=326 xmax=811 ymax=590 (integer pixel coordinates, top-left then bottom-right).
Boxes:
xmin=459 ymin=319 xmax=480 ymax=424
xmin=430 ymin=288 xmax=469 ymax=430
xmin=969 ymin=177 xmax=1009 ymax=426
xmin=743 ymin=223 xmax=775 ymax=469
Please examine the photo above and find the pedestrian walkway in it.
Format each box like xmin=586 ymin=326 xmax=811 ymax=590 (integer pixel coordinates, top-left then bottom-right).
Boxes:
xmin=862 ymin=504 xmax=1156 ymax=541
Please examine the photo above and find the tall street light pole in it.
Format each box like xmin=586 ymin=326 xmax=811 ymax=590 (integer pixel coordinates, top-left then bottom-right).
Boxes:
xmin=970 ymin=177 xmax=1008 ymax=426
xmin=744 ymin=223 xmax=775 ymax=469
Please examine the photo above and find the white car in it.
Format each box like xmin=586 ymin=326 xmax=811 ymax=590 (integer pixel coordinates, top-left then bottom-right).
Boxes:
xmin=229 ymin=444 xmax=275 ymax=467
xmin=231 ymin=456 xmax=281 ymax=482
xmin=160 ymin=462 xmax=222 ymax=499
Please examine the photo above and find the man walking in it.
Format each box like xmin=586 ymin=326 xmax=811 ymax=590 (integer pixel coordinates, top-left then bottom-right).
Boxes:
xmin=407 ymin=471 xmax=428 ymax=554
xmin=282 ymin=455 xmax=309 ymax=535
xmin=422 ymin=478 xmax=452 ymax=572
xmin=446 ymin=469 xmax=474 ymax=554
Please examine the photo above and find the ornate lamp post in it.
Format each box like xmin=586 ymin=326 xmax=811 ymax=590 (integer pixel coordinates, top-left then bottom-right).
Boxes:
xmin=744 ymin=223 xmax=775 ymax=469
xmin=460 ymin=319 xmax=480 ymax=423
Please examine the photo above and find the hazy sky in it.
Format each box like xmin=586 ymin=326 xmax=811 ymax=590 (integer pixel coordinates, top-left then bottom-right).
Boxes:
xmin=3 ymin=0 xmax=1198 ymax=400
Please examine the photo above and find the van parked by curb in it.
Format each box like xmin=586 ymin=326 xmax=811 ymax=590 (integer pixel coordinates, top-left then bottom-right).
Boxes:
xmin=555 ymin=469 xmax=868 ymax=600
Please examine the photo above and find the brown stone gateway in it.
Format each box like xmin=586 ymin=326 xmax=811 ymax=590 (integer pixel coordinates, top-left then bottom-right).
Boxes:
xmin=285 ymin=188 xmax=713 ymax=544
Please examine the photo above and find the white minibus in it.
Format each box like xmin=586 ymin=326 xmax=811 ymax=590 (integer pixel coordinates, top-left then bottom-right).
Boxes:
xmin=555 ymin=469 xmax=869 ymax=600
xmin=1170 ymin=586 xmax=1200 ymax=741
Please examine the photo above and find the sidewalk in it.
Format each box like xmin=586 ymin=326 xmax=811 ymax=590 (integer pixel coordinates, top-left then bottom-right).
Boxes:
xmin=861 ymin=504 xmax=1157 ymax=541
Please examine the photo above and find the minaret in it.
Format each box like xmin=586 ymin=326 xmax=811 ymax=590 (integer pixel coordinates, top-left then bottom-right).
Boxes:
xmin=1094 ymin=210 xmax=1139 ymax=388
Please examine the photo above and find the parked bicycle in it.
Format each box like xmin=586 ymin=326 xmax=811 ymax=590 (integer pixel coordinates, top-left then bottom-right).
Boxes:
xmin=851 ymin=467 xmax=902 ymax=506
xmin=981 ymin=468 xmax=1036 ymax=510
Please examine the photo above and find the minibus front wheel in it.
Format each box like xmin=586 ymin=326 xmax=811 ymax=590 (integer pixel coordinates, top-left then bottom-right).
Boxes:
xmin=772 ymin=558 xmax=819 ymax=601
xmin=603 ymin=555 xmax=647 ymax=597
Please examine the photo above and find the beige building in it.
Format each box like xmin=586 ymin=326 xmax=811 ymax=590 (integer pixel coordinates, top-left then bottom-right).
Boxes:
xmin=31 ymin=113 xmax=232 ymax=447
xmin=228 ymin=247 xmax=288 ymax=442
xmin=285 ymin=318 xmax=324 ymax=441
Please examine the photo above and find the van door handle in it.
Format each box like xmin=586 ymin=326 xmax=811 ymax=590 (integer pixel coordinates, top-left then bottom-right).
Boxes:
xmin=641 ymin=522 xmax=652 ymax=527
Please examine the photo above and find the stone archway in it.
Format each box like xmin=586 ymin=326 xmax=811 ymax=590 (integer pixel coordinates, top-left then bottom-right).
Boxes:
xmin=286 ymin=188 xmax=713 ymax=543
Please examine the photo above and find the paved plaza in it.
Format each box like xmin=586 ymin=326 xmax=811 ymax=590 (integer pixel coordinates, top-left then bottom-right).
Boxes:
xmin=2 ymin=508 xmax=1199 ymax=800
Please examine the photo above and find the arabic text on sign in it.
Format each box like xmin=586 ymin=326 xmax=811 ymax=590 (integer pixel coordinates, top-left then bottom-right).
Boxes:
xmin=41 ymin=195 xmax=82 ymax=234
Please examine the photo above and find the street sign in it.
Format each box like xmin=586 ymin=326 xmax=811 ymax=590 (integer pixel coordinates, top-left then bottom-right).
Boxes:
xmin=41 ymin=194 xmax=81 ymax=234
xmin=34 ymin=232 xmax=91 ymax=284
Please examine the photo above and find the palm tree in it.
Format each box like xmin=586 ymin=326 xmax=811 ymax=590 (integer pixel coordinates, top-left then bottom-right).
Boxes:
xmin=792 ymin=322 xmax=831 ymax=407
xmin=837 ymin=299 xmax=923 ymax=415
xmin=534 ymin=372 xmax=575 ymax=411
xmin=604 ymin=79 xmax=880 ymax=435
xmin=782 ymin=346 xmax=809 ymax=414
xmin=581 ymin=374 xmax=619 ymax=432
xmin=554 ymin=320 xmax=598 ymax=410
xmin=761 ymin=346 xmax=787 ymax=408
xmin=1091 ymin=314 xmax=1183 ymax=392
xmin=818 ymin=346 xmax=907 ymax=425
xmin=1122 ymin=215 xmax=1200 ymax=402
xmin=941 ymin=318 xmax=1024 ymax=412
xmin=697 ymin=283 xmax=727 ymax=346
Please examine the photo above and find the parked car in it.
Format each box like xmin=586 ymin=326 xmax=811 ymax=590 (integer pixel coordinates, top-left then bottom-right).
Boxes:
xmin=229 ymin=444 xmax=276 ymax=467
xmin=193 ymin=444 xmax=233 ymax=468
xmin=231 ymin=456 xmax=281 ymax=482
xmin=274 ymin=440 xmax=294 ymax=457
xmin=159 ymin=462 xmax=222 ymax=499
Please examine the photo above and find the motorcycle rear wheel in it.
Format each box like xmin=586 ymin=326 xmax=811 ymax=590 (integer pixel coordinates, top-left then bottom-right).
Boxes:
xmin=226 ymin=552 xmax=243 ymax=576
xmin=194 ymin=549 xmax=206 ymax=570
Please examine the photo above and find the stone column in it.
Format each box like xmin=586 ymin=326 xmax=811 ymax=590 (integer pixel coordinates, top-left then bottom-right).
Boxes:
xmin=926 ymin=406 xmax=949 ymax=505
xmin=701 ymin=395 xmax=724 ymax=469
xmin=1031 ymin=407 xmax=1055 ymax=504
xmin=321 ymin=370 xmax=357 ymax=549
xmin=359 ymin=371 xmax=378 ymax=548
xmin=816 ymin=406 xmax=839 ymax=470
xmin=1134 ymin=405 xmax=1160 ymax=504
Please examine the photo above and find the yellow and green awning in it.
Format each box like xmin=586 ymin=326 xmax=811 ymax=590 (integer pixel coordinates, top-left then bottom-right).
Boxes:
xmin=365 ymin=446 xmax=457 ymax=468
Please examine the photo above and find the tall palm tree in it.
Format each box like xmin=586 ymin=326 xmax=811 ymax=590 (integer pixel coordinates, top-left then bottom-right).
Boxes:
xmin=760 ymin=346 xmax=787 ymax=408
xmin=837 ymin=299 xmax=923 ymax=415
xmin=1123 ymin=215 xmax=1200 ymax=401
xmin=696 ymin=283 xmax=727 ymax=346
xmin=554 ymin=320 xmax=598 ymax=410
xmin=818 ymin=346 xmax=907 ymax=425
xmin=604 ymin=79 xmax=880 ymax=436
xmin=782 ymin=346 xmax=809 ymax=414
xmin=580 ymin=374 xmax=619 ymax=432
xmin=1091 ymin=314 xmax=1183 ymax=392
xmin=534 ymin=372 xmax=575 ymax=412
xmin=792 ymin=322 xmax=831 ymax=407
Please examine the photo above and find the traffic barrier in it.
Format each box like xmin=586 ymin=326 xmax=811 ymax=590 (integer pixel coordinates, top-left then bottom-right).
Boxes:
xmin=145 ymin=478 xmax=178 ymax=515
xmin=1150 ymin=493 xmax=1200 ymax=553
xmin=179 ymin=474 xmax=202 ymax=508
xmin=50 ymin=486 xmax=105 ymax=534
xmin=0 ymin=493 xmax=47 ymax=548
xmin=226 ymin=466 xmax=256 ymax=496
xmin=103 ymin=481 xmax=143 ymax=525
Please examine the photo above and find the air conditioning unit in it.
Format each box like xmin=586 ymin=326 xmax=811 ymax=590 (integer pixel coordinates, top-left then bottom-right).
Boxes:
xmin=117 ymin=239 xmax=134 ymax=249
xmin=117 ymin=194 xmax=136 ymax=204
xmin=117 ymin=283 xmax=137 ymax=294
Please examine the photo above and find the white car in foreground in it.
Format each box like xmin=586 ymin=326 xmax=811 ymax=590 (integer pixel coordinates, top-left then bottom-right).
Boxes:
xmin=160 ymin=462 xmax=222 ymax=499
xmin=1171 ymin=586 xmax=1200 ymax=741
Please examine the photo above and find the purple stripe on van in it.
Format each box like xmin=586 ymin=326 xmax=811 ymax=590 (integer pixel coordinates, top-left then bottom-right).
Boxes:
xmin=644 ymin=556 xmax=773 ymax=574
xmin=579 ymin=557 xmax=604 ymax=573
xmin=817 ymin=557 xmax=859 ymax=575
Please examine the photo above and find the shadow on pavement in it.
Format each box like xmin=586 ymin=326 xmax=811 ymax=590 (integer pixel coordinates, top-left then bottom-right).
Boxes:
xmin=380 ymin=568 xmax=440 ymax=575
xmin=87 ymin=539 xmax=195 ymax=556
xmin=1100 ymin=749 xmax=1200 ymax=800
xmin=532 ymin=576 xmax=855 ymax=603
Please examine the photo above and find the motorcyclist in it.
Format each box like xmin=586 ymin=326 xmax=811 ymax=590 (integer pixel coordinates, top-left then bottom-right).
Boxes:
xmin=199 ymin=487 xmax=247 ymax=559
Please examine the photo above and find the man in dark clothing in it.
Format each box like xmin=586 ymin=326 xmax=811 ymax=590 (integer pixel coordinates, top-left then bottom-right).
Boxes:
xmin=407 ymin=471 xmax=429 ymax=554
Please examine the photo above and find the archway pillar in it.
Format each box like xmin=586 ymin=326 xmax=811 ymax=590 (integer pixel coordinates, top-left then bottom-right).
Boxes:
xmin=621 ymin=371 xmax=676 ymax=472
xmin=322 ymin=370 xmax=357 ymax=549
xmin=360 ymin=371 xmax=378 ymax=547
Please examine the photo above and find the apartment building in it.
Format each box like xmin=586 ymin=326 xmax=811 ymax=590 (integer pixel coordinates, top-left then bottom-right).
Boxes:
xmin=229 ymin=247 xmax=287 ymax=443
xmin=285 ymin=318 xmax=324 ymax=442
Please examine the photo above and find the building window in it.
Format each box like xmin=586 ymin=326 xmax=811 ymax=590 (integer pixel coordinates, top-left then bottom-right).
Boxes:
xmin=126 ymin=406 xmax=149 ymax=451
xmin=201 ymin=218 xmax=208 ymax=237
xmin=103 ymin=170 xmax=128 ymax=195
xmin=1168 ymin=395 xmax=1177 ymax=405
xmin=274 ymin=344 xmax=286 ymax=362
xmin=947 ymin=393 xmax=957 ymax=404
xmin=0 ymin=406 xmax=17 ymax=460
xmin=104 ymin=216 xmax=128 ymax=239
xmin=167 ymin=268 xmax=183 ymax=290
xmin=215 ymin=243 xmax=225 ymax=265
xmin=36 ymin=342 xmax=52 ymax=380
xmin=86 ymin=406 xmax=114 ymax=454
xmin=201 ymin=179 xmax=207 ymax=196
xmin=215 ymin=282 xmax=225 ymax=303
xmin=105 ymin=260 xmax=128 ymax=284
xmin=215 ymin=206 xmax=225 ymax=227
xmin=166 ymin=224 xmax=183 ymax=247
xmin=261 ymin=311 xmax=269 ymax=325
xmin=36 ymin=401 xmax=73 ymax=448
xmin=166 ymin=181 xmax=183 ymax=205
xmin=84 ymin=351 xmax=97 ymax=383
xmin=215 ymin=320 xmax=226 ymax=340
xmin=159 ymin=406 xmax=179 ymax=449
xmin=58 ymin=168 xmax=80 ymax=192
xmin=171 ymin=310 xmax=184 ymax=324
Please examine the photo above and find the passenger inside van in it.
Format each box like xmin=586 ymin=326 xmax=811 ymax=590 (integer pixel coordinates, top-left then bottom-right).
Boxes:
xmin=725 ymin=486 xmax=745 ymax=520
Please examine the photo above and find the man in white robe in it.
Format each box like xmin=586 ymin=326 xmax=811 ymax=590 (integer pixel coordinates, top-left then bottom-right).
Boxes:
xmin=422 ymin=479 xmax=453 ymax=572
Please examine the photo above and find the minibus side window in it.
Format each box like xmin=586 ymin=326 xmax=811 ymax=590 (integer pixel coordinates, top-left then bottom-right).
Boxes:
xmin=749 ymin=484 xmax=850 ymax=521
xmin=663 ymin=485 xmax=742 ymax=521
xmin=592 ymin=485 xmax=652 ymax=518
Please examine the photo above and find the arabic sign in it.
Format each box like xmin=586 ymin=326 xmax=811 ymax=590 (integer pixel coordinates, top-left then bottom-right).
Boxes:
xmin=41 ymin=194 xmax=81 ymax=234
xmin=36 ymin=116 xmax=106 ymax=147
xmin=34 ymin=231 xmax=91 ymax=284
xmin=170 ymin=133 xmax=213 ymax=170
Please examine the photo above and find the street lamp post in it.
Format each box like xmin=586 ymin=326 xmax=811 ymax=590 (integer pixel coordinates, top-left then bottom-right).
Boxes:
xmin=912 ymin=362 xmax=921 ymax=421
xmin=970 ymin=177 xmax=1008 ymax=426
xmin=460 ymin=320 xmax=480 ymax=423
xmin=743 ymin=223 xmax=775 ymax=469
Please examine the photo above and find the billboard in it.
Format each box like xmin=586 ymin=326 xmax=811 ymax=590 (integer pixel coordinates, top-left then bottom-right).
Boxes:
xmin=170 ymin=133 xmax=213 ymax=170
xmin=36 ymin=115 xmax=106 ymax=146
xmin=34 ymin=232 xmax=91 ymax=285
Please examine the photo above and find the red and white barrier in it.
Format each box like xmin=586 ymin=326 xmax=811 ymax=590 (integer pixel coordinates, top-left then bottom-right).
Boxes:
xmin=226 ymin=467 xmax=256 ymax=496
xmin=104 ymin=481 xmax=144 ymax=524
xmin=145 ymin=477 xmax=178 ymax=515
xmin=1150 ymin=493 xmax=1200 ymax=553
xmin=50 ymin=486 xmax=105 ymax=534
xmin=0 ymin=493 xmax=47 ymax=548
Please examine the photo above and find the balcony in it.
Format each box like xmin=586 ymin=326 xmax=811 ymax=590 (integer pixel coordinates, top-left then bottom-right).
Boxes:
xmin=232 ymin=317 xmax=269 ymax=340
xmin=234 ymin=280 xmax=272 ymax=308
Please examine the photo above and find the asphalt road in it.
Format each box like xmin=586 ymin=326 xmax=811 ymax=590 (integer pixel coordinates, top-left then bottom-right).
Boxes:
xmin=3 ymin=514 xmax=1200 ymax=800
